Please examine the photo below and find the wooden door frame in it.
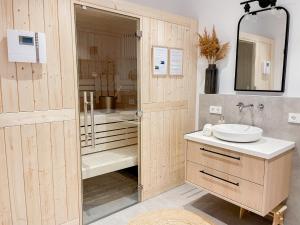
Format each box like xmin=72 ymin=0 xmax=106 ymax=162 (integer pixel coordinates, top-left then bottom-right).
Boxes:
xmin=70 ymin=1 xmax=143 ymax=224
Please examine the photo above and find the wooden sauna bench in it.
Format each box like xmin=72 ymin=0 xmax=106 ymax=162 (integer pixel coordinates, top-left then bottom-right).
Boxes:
xmin=80 ymin=110 xmax=138 ymax=180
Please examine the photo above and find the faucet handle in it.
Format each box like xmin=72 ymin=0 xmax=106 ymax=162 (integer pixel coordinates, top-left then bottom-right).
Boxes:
xmin=257 ymin=104 xmax=264 ymax=111
xmin=236 ymin=102 xmax=244 ymax=107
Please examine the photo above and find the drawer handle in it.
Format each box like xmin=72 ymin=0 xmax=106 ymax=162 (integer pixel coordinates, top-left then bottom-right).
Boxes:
xmin=200 ymin=170 xmax=240 ymax=187
xmin=199 ymin=147 xmax=241 ymax=161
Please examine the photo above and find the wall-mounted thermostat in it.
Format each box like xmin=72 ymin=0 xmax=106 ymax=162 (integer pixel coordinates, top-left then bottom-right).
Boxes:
xmin=7 ymin=29 xmax=47 ymax=64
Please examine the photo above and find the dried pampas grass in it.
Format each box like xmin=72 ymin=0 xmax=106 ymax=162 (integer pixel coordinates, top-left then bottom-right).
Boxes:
xmin=198 ymin=26 xmax=230 ymax=64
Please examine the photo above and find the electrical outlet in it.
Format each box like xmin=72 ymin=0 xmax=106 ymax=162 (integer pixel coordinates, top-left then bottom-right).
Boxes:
xmin=288 ymin=113 xmax=300 ymax=124
xmin=209 ymin=106 xmax=222 ymax=115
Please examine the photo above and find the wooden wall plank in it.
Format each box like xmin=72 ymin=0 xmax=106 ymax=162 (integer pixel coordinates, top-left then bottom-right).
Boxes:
xmin=0 ymin=128 xmax=13 ymax=225
xmin=0 ymin=109 xmax=75 ymax=128
xmin=5 ymin=126 xmax=27 ymax=225
xmin=44 ymin=0 xmax=63 ymax=110
xmin=50 ymin=121 xmax=68 ymax=224
xmin=163 ymin=22 xmax=173 ymax=102
xmin=63 ymin=120 xmax=79 ymax=221
xmin=140 ymin=112 xmax=150 ymax=199
xmin=0 ymin=0 xmax=19 ymax=112
xmin=187 ymin=21 xmax=197 ymax=131
xmin=13 ymin=0 xmax=35 ymax=112
xmin=29 ymin=0 xmax=50 ymax=111
xmin=140 ymin=17 xmax=151 ymax=104
xmin=21 ymin=124 xmax=42 ymax=225
xmin=142 ymin=100 xmax=188 ymax=113
xmin=58 ymin=0 xmax=76 ymax=109
xmin=16 ymin=64 xmax=35 ymax=111
xmin=169 ymin=110 xmax=177 ymax=182
xmin=36 ymin=123 xmax=55 ymax=225
xmin=162 ymin=110 xmax=170 ymax=186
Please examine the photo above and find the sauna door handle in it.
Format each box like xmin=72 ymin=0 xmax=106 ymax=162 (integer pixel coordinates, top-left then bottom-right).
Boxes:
xmin=90 ymin=92 xmax=95 ymax=148
xmin=83 ymin=91 xmax=89 ymax=146
xmin=200 ymin=170 xmax=240 ymax=187
xmin=83 ymin=91 xmax=95 ymax=148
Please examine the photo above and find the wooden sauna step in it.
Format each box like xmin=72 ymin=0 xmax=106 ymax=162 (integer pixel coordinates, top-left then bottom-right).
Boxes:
xmin=82 ymin=145 xmax=138 ymax=179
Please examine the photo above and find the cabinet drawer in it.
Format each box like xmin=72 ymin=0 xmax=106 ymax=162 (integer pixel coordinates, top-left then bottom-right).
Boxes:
xmin=187 ymin=141 xmax=265 ymax=185
xmin=187 ymin=162 xmax=263 ymax=212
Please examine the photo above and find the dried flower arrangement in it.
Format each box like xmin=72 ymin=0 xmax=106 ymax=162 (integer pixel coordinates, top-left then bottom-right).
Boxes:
xmin=198 ymin=27 xmax=230 ymax=64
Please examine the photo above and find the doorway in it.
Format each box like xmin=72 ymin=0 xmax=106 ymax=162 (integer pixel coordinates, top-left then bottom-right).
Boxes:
xmin=75 ymin=5 xmax=141 ymax=224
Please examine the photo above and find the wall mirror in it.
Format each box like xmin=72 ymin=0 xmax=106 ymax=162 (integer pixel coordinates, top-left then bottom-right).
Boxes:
xmin=235 ymin=7 xmax=289 ymax=92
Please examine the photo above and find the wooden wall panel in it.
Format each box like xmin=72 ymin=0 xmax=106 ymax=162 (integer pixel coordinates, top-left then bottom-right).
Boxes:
xmin=0 ymin=0 xmax=19 ymax=113
xmin=0 ymin=128 xmax=12 ymax=225
xmin=44 ymin=0 xmax=63 ymax=110
xmin=30 ymin=0 xmax=50 ymax=111
xmin=36 ymin=123 xmax=56 ymax=225
xmin=140 ymin=17 xmax=151 ymax=104
xmin=64 ymin=120 xmax=80 ymax=221
xmin=5 ymin=126 xmax=27 ymax=225
xmin=140 ymin=16 xmax=197 ymax=200
xmin=59 ymin=0 xmax=76 ymax=109
xmin=141 ymin=109 xmax=188 ymax=200
xmin=0 ymin=0 xmax=81 ymax=223
xmin=14 ymin=0 xmax=35 ymax=112
xmin=51 ymin=122 xmax=68 ymax=224
xmin=21 ymin=125 xmax=42 ymax=225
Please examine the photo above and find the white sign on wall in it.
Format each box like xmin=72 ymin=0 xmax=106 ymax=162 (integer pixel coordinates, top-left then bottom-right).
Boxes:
xmin=152 ymin=47 xmax=168 ymax=76
xmin=169 ymin=48 xmax=183 ymax=76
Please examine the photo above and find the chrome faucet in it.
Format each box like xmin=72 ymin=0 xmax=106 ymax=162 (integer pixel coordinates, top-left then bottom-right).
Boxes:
xmin=236 ymin=102 xmax=254 ymax=112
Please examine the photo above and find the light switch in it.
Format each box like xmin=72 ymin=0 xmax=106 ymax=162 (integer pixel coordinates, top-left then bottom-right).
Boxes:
xmin=288 ymin=113 xmax=300 ymax=124
xmin=209 ymin=106 xmax=222 ymax=115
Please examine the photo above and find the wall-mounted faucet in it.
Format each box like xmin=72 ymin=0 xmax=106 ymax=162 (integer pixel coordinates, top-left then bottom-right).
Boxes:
xmin=236 ymin=102 xmax=254 ymax=112
xmin=257 ymin=103 xmax=265 ymax=111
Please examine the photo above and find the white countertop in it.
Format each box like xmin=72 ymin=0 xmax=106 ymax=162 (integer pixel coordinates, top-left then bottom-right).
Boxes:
xmin=184 ymin=131 xmax=295 ymax=159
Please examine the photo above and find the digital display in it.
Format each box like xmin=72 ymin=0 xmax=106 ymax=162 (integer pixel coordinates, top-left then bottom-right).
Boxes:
xmin=19 ymin=36 xmax=34 ymax=45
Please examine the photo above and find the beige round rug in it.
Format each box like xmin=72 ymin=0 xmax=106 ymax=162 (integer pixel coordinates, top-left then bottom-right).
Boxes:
xmin=128 ymin=209 xmax=213 ymax=225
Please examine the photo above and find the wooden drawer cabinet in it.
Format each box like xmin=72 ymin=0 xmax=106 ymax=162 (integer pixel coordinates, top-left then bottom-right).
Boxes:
xmin=187 ymin=162 xmax=263 ymax=211
xmin=185 ymin=140 xmax=293 ymax=216
xmin=187 ymin=141 xmax=265 ymax=185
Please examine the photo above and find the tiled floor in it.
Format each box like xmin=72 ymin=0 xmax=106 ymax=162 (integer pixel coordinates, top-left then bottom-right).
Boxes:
xmin=91 ymin=183 xmax=272 ymax=225
xmin=83 ymin=169 xmax=138 ymax=224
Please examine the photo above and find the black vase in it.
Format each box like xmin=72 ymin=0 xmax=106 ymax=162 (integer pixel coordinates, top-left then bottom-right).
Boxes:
xmin=205 ymin=64 xmax=218 ymax=94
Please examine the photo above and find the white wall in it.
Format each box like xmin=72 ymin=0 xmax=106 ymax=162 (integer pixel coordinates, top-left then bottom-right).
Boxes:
xmin=127 ymin=0 xmax=300 ymax=97
xmin=192 ymin=0 xmax=300 ymax=97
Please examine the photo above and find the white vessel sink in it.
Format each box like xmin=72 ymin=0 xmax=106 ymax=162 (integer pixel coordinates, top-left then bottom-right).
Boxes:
xmin=212 ymin=124 xmax=263 ymax=143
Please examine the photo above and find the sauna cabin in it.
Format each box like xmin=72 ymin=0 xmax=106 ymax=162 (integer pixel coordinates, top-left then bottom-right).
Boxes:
xmin=76 ymin=6 xmax=139 ymax=224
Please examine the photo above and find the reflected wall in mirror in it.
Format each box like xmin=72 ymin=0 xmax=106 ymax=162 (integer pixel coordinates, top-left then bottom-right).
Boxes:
xmin=235 ymin=7 xmax=289 ymax=92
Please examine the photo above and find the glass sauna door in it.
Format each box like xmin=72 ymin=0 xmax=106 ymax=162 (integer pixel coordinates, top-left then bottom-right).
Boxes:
xmin=75 ymin=5 xmax=140 ymax=224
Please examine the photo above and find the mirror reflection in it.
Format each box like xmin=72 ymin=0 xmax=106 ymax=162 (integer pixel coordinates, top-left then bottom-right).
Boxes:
xmin=235 ymin=8 xmax=289 ymax=92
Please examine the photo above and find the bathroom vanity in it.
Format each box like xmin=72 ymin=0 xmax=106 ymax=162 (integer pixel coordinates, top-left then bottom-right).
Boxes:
xmin=184 ymin=131 xmax=295 ymax=217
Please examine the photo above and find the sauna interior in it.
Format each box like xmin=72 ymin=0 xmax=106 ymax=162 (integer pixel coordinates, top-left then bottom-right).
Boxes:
xmin=75 ymin=5 xmax=139 ymax=224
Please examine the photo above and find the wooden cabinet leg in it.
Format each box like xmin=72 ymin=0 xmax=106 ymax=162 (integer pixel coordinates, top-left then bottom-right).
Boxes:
xmin=272 ymin=205 xmax=287 ymax=225
xmin=239 ymin=207 xmax=247 ymax=219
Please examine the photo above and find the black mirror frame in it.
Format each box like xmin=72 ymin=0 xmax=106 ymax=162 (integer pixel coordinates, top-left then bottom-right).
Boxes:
xmin=234 ymin=6 xmax=290 ymax=93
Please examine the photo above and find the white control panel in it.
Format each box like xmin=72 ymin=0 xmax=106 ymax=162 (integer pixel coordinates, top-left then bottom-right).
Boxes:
xmin=288 ymin=113 xmax=300 ymax=124
xmin=209 ymin=106 xmax=222 ymax=115
xmin=7 ymin=29 xmax=47 ymax=64
xmin=262 ymin=60 xmax=271 ymax=75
